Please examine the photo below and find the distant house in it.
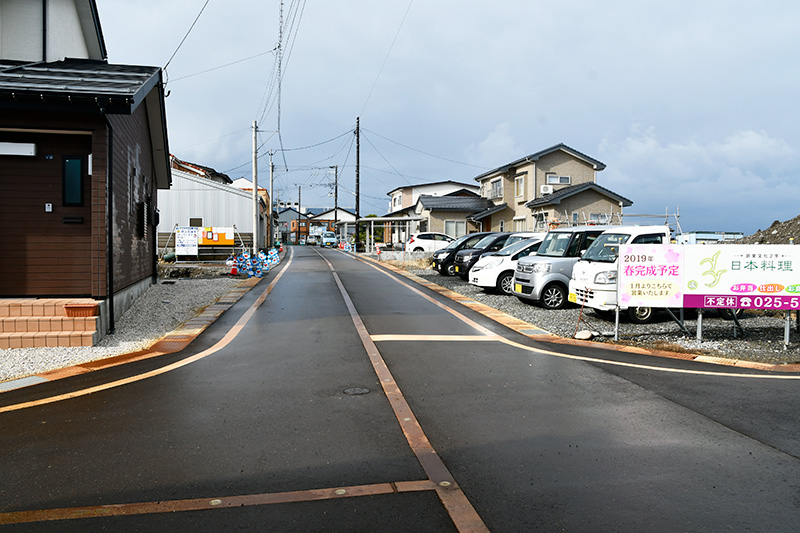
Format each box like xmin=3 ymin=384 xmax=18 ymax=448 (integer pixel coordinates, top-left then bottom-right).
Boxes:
xmin=386 ymin=180 xmax=480 ymax=215
xmin=0 ymin=0 xmax=170 ymax=345
xmin=471 ymin=144 xmax=631 ymax=232
xmin=276 ymin=207 xmax=309 ymax=245
xmin=384 ymin=183 xmax=481 ymax=243
xmin=414 ymin=194 xmax=494 ymax=237
xmin=157 ymin=156 xmax=269 ymax=254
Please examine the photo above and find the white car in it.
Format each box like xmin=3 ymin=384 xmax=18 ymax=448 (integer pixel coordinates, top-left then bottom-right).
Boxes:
xmin=406 ymin=232 xmax=454 ymax=253
xmin=469 ymin=237 xmax=543 ymax=294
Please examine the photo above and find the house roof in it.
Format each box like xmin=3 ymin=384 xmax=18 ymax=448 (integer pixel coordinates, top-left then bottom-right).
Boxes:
xmin=417 ymin=195 xmax=495 ymax=212
xmin=310 ymin=207 xmax=357 ymax=219
xmin=0 ymin=58 xmax=162 ymax=114
xmin=0 ymin=58 xmax=171 ymax=189
xmin=525 ymin=183 xmax=633 ymax=209
xmin=79 ymin=0 xmax=108 ymax=60
xmin=473 ymin=143 xmax=606 ymax=182
xmin=386 ymin=180 xmax=479 ymax=196
xmin=467 ymin=203 xmax=510 ymax=222
xmin=172 ymin=156 xmax=232 ymax=184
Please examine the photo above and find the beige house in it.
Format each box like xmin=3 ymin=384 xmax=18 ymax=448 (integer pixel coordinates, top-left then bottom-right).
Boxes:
xmin=471 ymin=144 xmax=631 ymax=232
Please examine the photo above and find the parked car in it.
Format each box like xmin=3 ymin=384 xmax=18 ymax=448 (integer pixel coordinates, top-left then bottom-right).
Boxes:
xmin=453 ymin=232 xmax=512 ymax=280
xmin=569 ymin=225 xmax=671 ymax=323
xmin=511 ymin=225 xmax=614 ymax=309
xmin=307 ymin=234 xmax=319 ymax=246
xmin=469 ymin=237 xmax=543 ymax=294
xmin=406 ymin=232 xmax=454 ymax=253
xmin=503 ymin=231 xmax=547 ymax=247
xmin=432 ymin=232 xmax=493 ymax=276
xmin=321 ymin=231 xmax=337 ymax=247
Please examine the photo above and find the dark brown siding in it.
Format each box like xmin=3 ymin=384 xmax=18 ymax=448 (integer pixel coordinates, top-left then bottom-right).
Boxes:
xmin=0 ymin=130 xmax=94 ymax=296
xmin=108 ymin=103 xmax=159 ymax=293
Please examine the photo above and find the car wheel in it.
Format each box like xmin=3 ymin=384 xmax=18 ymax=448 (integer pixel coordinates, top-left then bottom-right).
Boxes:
xmin=540 ymin=283 xmax=566 ymax=310
xmin=442 ymin=262 xmax=455 ymax=276
xmin=496 ymin=272 xmax=514 ymax=295
xmin=413 ymin=247 xmax=424 ymax=252
xmin=627 ymin=306 xmax=654 ymax=324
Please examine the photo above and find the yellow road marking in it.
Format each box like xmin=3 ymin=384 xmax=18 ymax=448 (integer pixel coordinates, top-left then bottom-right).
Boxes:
xmin=0 ymin=250 xmax=295 ymax=413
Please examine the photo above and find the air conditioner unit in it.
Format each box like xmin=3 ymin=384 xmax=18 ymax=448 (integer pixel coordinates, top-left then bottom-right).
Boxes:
xmin=540 ymin=185 xmax=554 ymax=195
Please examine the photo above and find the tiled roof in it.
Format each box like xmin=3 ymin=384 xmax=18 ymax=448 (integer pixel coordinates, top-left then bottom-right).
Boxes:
xmin=467 ymin=203 xmax=509 ymax=221
xmin=417 ymin=195 xmax=495 ymax=212
xmin=525 ymin=183 xmax=633 ymax=208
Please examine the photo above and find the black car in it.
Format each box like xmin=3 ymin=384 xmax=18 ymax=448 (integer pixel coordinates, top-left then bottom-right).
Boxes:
xmin=431 ymin=232 xmax=493 ymax=276
xmin=453 ymin=232 xmax=512 ymax=279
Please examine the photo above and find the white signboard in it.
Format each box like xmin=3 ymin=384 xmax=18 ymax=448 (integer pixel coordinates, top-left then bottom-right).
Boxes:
xmin=620 ymin=244 xmax=800 ymax=310
xmin=176 ymin=226 xmax=199 ymax=255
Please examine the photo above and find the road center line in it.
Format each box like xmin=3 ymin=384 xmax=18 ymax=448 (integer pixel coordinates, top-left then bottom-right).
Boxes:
xmin=315 ymin=249 xmax=489 ymax=533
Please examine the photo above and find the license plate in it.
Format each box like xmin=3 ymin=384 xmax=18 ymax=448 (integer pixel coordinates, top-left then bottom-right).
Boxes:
xmin=455 ymin=266 xmax=461 ymax=272
xmin=568 ymin=292 xmax=577 ymax=303
xmin=514 ymin=283 xmax=522 ymax=293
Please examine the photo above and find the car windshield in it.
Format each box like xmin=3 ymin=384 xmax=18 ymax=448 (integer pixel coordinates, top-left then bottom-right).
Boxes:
xmin=505 ymin=235 xmax=530 ymax=246
xmin=581 ymin=233 xmax=630 ymax=263
xmin=495 ymin=238 xmax=537 ymax=257
xmin=473 ymin=235 xmax=498 ymax=249
xmin=441 ymin=233 xmax=473 ymax=250
xmin=536 ymin=232 xmax=574 ymax=257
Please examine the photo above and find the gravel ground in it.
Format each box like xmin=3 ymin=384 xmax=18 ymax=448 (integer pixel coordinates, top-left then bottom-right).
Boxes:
xmin=0 ymin=277 xmax=242 ymax=383
xmin=405 ymin=266 xmax=800 ymax=365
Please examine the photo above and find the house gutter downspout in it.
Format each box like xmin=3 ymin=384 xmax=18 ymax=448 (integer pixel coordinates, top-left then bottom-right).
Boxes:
xmin=42 ymin=0 xmax=48 ymax=61
xmin=104 ymin=117 xmax=115 ymax=334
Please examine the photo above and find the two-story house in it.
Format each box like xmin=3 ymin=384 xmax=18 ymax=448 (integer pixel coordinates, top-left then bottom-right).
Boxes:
xmin=471 ymin=144 xmax=631 ymax=232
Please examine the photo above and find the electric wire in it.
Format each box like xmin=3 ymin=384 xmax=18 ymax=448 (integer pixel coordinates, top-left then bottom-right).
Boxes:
xmin=168 ymin=48 xmax=277 ymax=83
xmin=163 ymin=0 xmax=211 ymax=77
xmin=363 ymin=127 xmax=489 ymax=169
xmin=359 ymin=0 xmax=414 ymax=116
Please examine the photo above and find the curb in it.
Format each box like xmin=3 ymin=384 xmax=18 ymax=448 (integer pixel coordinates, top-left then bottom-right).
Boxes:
xmin=368 ymin=258 xmax=800 ymax=374
xmin=0 ymin=276 xmax=264 ymax=393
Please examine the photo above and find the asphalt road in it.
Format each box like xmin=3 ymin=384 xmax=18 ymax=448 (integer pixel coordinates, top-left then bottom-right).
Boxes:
xmin=1 ymin=246 xmax=799 ymax=532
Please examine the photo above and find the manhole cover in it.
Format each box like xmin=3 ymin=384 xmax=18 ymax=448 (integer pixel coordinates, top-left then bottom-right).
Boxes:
xmin=344 ymin=387 xmax=370 ymax=396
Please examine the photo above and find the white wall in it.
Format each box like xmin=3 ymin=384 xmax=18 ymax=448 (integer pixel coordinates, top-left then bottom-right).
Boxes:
xmin=0 ymin=0 xmax=93 ymax=61
xmin=158 ymin=169 xmax=259 ymax=233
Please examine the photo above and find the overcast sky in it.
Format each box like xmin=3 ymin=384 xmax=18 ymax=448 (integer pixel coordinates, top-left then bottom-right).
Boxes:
xmin=97 ymin=0 xmax=800 ymax=235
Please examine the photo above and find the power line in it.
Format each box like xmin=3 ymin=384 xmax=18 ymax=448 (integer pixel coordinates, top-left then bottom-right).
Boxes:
xmin=168 ymin=48 xmax=277 ymax=83
xmin=164 ymin=0 xmax=210 ymax=75
xmin=360 ymin=0 xmax=414 ymax=116
xmin=363 ymin=127 xmax=489 ymax=169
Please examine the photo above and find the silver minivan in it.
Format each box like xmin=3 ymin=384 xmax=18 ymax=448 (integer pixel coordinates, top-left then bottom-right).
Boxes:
xmin=511 ymin=225 xmax=613 ymax=309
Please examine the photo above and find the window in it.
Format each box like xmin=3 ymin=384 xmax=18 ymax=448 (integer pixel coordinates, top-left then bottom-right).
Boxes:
xmin=513 ymin=218 xmax=526 ymax=232
xmin=514 ymin=173 xmax=525 ymax=197
xmin=499 ymin=220 xmax=505 ymax=232
xmin=632 ymin=234 xmax=666 ymax=244
xmin=63 ymin=156 xmax=83 ymax=206
xmin=546 ymin=175 xmax=571 ymax=185
xmin=445 ymin=220 xmax=467 ymax=237
xmin=489 ymin=179 xmax=503 ymax=199
xmin=572 ymin=213 xmax=579 ymax=224
xmin=590 ymin=213 xmax=611 ymax=224
xmin=189 ymin=217 xmax=203 ymax=227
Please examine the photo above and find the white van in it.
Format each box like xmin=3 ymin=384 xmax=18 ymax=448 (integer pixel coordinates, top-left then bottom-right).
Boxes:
xmin=321 ymin=231 xmax=337 ymax=247
xmin=568 ymin=225 xmax=671 ymax=323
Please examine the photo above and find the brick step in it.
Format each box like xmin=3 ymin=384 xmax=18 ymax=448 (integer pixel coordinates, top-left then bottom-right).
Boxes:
xmin=0 ymin=316 xmax=99 ymax=334
xmin=0 ymin=299 xmax=100 ymax=318
xmin=0 ymin=330 xmax=97 ymax=350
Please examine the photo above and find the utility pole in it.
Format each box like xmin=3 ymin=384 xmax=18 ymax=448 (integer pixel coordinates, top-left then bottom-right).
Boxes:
xmin=355 ymin=117 xmax=360 ymax=250
xmin=296 ymin=185 xmax=301 ymax=244
xmin=269 ymin=149 xmax=274 ymax=248
xmin=330 ymin=165 xmax=339 ymax=228
xmin=252 ymin=120 xmax=259 ymax=255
